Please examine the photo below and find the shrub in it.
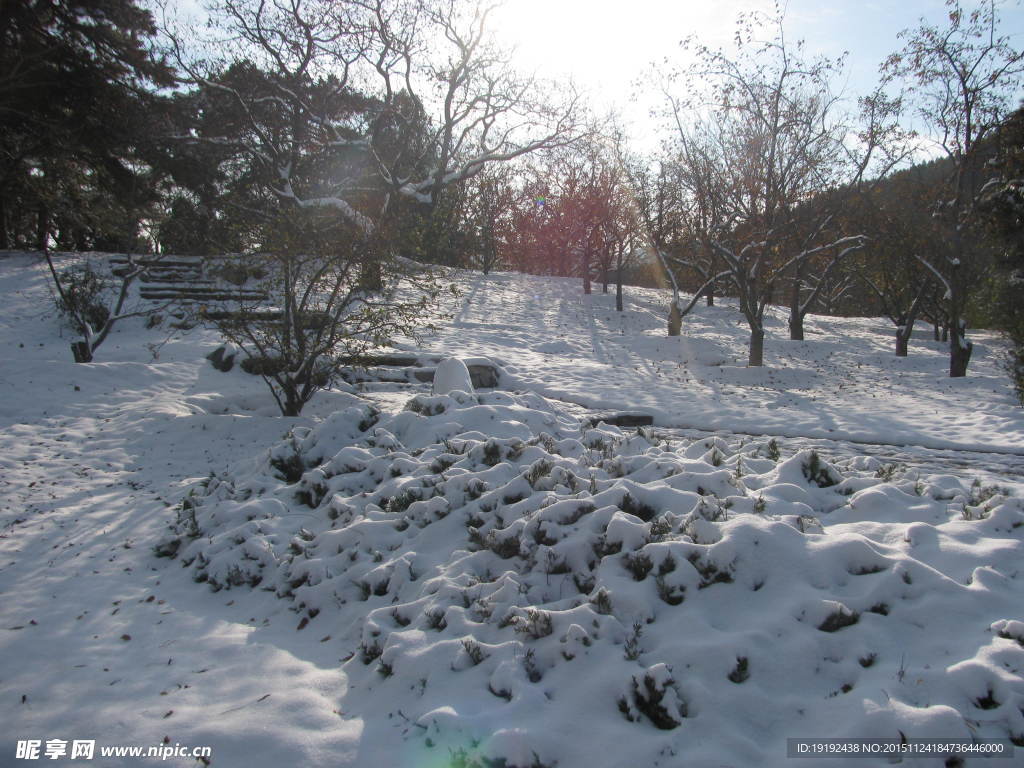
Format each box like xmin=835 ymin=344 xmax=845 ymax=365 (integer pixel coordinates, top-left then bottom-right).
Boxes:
xmin=618 ymin=666 xmax=687 ymax=729
xmin=514 ymin=609 xmax=553 ymax=640
xmin=207 ymin=212 xmax=446 ymax=416
xmin=45 ymin=252 xmax=162 ymax=362
xmin=54 ymin=262 xmax=111 ymax=335
xmin=461 ymin=639 xmax=488 ymax=666
xmin=802 ymin=450 xmax=839 ymax=487
xmin=622 ymin=551 xmax=654 ymax=581
xmin=818 ymin=607 xmax=859 ymax=633
xmin=727 ymin=657 xmax=749 ymax=683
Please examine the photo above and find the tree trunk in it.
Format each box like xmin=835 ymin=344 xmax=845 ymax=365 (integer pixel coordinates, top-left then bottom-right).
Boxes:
xmin=788 ymin=278 xmax=803 ymax=340
xmin=895 ymin=326 xmax=909 ymax=357
xmin=71 ymin=341 xmax=93 ymax=363
xmin=705 ymin=287 xmax=714 ymax=307
xmin=667 ymin=300 xmax=681 ymax=336
xmin=281 ymin=380 xmax=304 ymax=417
xmin=582 ymin=249 xmax=591 ymax=295
xmin=895 ymin=313 xmax=915 ymax=357
xmin=616 ymin=268 xmax=623 ymax=313
xmin=0 ymin=193 xmax=8 ymax=250
xmin=933 ymin=322 xmax=941 ymax=341
xmin=748 ymin=326 xmax=764 ymax=367
xmin=949 ymin=319 xmax=973 ymax=377
xmin=788 ymin=312 xmax=804 ymax=341
xmin=359 ymin=261 xmax=383 ymax=292
xmin=37 ymin=205 xmax=49 ymax=251
xmin=949 ymin=341 xmax=971 ymax=377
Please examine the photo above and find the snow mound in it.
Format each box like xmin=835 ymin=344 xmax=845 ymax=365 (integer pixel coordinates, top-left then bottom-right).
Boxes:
xmin=433 ymin=357 xmax=475 ymax=395
xmin=159 ymin=391 xmax=1024 ymax=767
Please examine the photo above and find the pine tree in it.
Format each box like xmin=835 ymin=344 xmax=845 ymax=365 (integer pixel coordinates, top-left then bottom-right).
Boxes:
xmin=0 ymin=0 xmax=174 ymax=249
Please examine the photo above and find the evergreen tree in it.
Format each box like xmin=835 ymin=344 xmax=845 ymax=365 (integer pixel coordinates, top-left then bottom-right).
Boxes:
xmin=980 ymin=106 xmax=1024 ymax=403
xmin=0 ymin=0 xmax=175 ymax=249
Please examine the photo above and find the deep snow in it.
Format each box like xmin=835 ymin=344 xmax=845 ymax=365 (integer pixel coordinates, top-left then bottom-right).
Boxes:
xmin=1 ymin=251 xmax=1022 ymax=768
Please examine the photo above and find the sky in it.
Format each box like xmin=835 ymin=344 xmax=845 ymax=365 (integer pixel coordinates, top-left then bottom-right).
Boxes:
xmin=165 ymin=0 xmax=1024 ymax=152
xmin=490 ymin=0 xmax=1024 ymax=148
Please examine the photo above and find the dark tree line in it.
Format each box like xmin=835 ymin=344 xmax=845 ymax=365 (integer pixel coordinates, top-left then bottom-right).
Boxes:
xmin=0 ymin=0 xmax=175 ymax=251
xmin=980 ymin=106 xmax=1024 ymax=402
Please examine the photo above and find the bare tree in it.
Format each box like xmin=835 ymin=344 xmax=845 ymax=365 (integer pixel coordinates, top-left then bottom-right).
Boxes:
xmin=463 ymin=164 xmax=515 ymax=275
xmin=621 ymin=157 xmax=713 ymax=335
xmin=43 ymin=247 xmax=166 ymax=363
xmin=504 ymin=135 xmax=625 ymax=292
xmin=660 ymin=12 xmax=873 ymax=364
xmin=659 ymin=157 xmax=729 ymax=323
xmin=164 ymin=0 xmax=582 ymax=236
xmin=782 ymin=91 xmax=913 ymax=341
xmin=160 ymin=0 xmax=581 ymax=414
xmin=807 ymin=268 xmax=857 ymax=316
xmin=844 ymin=162 xmax=941 ymax=357
xmin=882 ymin=0 xmax=1024 ymax=377
xmin=857 ymin=258 xmax=934 ymax=357
xmin=208 ymin=210 xmax=443 ymax=416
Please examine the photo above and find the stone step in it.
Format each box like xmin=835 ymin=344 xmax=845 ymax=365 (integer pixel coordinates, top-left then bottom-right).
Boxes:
xmin=336 ymin=353 xmax=444 ymax=368
xmin=339 ymin=360 xmax=501 ymax=389
xmin=139 ymin=282 xmax=263 ymax=295
xmin=110 ymin=257 xmax=204 ymax=279
xmin=114 ymin=267 xmax=205 ymax=280
xmin=108 ymin=255 xmax=203 ymax=268
xmin=141 ymin=291 xmax=269 ymax=303
xmin=585 ymin=412 xmax=654 ymax=428
xmin=139 ymin=279 xmax=216 ymax=289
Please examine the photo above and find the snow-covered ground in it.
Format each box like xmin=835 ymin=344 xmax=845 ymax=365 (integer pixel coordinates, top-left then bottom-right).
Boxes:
xmin=1 ymin=252 xmax=1022 ymax=768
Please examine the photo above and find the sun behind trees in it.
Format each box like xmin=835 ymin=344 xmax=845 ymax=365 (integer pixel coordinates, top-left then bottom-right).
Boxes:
xmin=153 ymin=0 xmax=585 ymax=414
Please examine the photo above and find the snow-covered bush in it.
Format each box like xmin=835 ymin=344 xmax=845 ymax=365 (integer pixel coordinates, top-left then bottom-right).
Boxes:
xmin=156 ymin=389 xmax=1024 ymax=767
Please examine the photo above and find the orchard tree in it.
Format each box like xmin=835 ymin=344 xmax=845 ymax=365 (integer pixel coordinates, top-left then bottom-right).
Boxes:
xmin=463 ymin=164 xmax=516 ymax=275
xmin=570 ymin=141 xmax=632 ymax=296
xmin=621 ymin=157 xmax=698 ymax=335
xmin=846 ymin=163 xmax=944 ymax=356
xmin=660 ymin=11 xmax=875 ymax=364
xmin=505 ymin=138 xmax=623 ymax=288
xmin=882 ymin=0 xmax=1024 ymax=377
xmin=780 ymin=89 xmax=913 ymax=340
xmin=653 ymin=154 xmax=729 ymax=333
